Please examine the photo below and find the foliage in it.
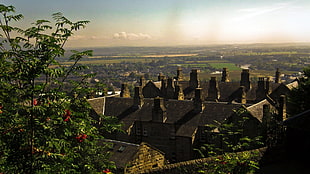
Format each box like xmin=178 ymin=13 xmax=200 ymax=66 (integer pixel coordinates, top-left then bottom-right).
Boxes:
xmin=198 ymin=150 xmax=261 ymax=174
xmin=195 ymin=108 xmax=264 ymax=173
xmin=288 ymin=66 xmax=310 ymax=116
xmin=0 ymin=4 xmax=118 ymax=173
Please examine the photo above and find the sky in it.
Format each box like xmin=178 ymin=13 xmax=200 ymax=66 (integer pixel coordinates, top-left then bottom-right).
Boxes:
xmin=2 ymin=0 xmax=310 ymax=47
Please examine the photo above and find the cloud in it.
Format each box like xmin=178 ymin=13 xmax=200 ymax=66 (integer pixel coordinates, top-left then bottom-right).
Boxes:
xmin=69 ymin=35 xmax=109 ymax=41
xmin=113 ymin=32 xmax=152 ymax=40
xmin=70 ymin=35 xmax=87 ymax=40
xmin=234 ymin=2 xmax=293 ymax=22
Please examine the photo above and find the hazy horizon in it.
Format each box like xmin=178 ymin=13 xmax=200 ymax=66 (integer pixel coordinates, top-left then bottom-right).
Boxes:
xmin=4 ymin=0 xmax=310 ymax=47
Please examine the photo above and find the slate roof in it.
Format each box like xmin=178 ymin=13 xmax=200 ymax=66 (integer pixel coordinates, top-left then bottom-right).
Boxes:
xmin=246 ymin=99 xmax=275 ymax=122
xmin=105 ymin=140 xmax=165 ymax=169
xmin=200 ymin=102 xmax=244 ymax=125
xmin=105 ymin=139 xmax=140 ymax=168
xmin=88 ymin=97 xmax=105 ymax=115
xmin=174 ymin=102 xmax=240 ymax=137
xmin=269 ymin=81 xmax=297 ymax=102
xmin=88 ymin=96 xmax=245 ymax=138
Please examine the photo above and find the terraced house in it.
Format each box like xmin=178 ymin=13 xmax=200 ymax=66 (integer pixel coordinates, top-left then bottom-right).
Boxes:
xmin=88 ymin=67 xmax=296 ymax=165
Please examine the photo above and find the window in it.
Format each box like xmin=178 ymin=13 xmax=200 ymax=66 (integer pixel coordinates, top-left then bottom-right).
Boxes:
xmin=143 ymin=128 xmax=148 ymax=136
xmin=136 ymin=127 xmax=141 ymax=135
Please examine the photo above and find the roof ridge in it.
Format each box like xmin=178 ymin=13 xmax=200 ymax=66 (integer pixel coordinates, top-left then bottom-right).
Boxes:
xmin=105 ymin=139 xmax=139 ymax=147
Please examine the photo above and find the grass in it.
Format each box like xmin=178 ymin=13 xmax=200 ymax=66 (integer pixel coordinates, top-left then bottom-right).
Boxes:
xmin=209 ymin=63 xmax=241 ymax=71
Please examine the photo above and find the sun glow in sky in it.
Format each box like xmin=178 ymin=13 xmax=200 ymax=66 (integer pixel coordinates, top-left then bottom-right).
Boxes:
xmin=3 ymin=0 xmax=310 ymax=47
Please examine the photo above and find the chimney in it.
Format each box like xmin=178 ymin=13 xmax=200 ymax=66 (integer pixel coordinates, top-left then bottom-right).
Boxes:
xmin=152 ymin=97 xmax=167 ymax=123
xmin=221 ymin=68 xmax=230 ymax=82
xmin=133 ymin=86 xmax=144 ymax=108
xmin=256 ymin=77 xmax=271 ymax=101
xmin=120 ymin=83 xmax=130 ymax=98
xmin=263 ymin=104 xmax=271 ymax=121
xmin=158 ymin=73 xmax=165 ymax=81
xmin=207 ymin=77 xmax=220 ymax=101
xmin=278 ymin=95 xmax=287 ymax=121
xmin=262 ymin=104 xmax=271 ymax=137
xmin=266 ymin=77 xmax=271 ymax=94
xmin=176 ymin=66 xmax=183 ymax=81
xmin=166 ymin=77 xmax=175 ymax=99
xmin=161 ymin=78 xmax=167 ymax=97
xmin=194 ymin=88 xmax=205 ymax=112
xmin=189 ymin=69 xmax=200 ymax=88
xmin=240 ymin=69 xmax=251 ymax=91
xmin=239 ymin=86 xmax=247 ymax=104
xmin=256 ymin=77 xmax=266 ymax=101
xmin=275 ymin=68 xmax=280 ymax=83
xmin=140 ymin=76 xmax=146 ymax=87
xmin=174 ymin=83 xmax=184 ymax=100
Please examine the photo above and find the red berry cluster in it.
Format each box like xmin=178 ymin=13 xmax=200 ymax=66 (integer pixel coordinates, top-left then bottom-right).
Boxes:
xmin=75 ymin=134 xmax=87 ymax=142
xmin=63 ymin=109 xmax=71 ymax=122
xmin=0 ymin=103 xmax=3 ymax=114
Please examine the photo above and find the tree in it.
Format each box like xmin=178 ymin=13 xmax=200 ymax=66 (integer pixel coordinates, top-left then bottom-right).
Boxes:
xmin=0 ymin=4 xmax=117 ymax=173
xmin=288 ymin=66 xmax=310 ymax=116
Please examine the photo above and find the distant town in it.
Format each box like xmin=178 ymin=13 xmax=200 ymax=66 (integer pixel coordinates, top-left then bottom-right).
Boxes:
xmin=60 ymin=43 xmax=309 ymax=94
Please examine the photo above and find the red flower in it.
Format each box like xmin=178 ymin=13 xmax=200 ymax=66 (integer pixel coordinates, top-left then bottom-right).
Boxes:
xmin=63 ymin=116 xmax=70 ymax=122
xmin=63 ymin=109 xmax=71 ymax=121
xmin=33 ymin=99 xmax=38 ymax=106
xmin=0 ymin=103 xmax=2 ymax=113
xmin=18 ymin=129 xmax=25 ymax=132
xmin=103 ymin=169 xmax=111 ymax=173
xmin=75 ymin=134 xmax=87 ymax=142
xmin=82 ymin=134 xmax=87 ymax=139
xmin=64 ymin=109 xmax=71 ymax=116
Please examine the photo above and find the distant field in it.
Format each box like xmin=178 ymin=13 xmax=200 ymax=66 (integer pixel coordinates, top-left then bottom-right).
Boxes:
xmin=88 ymin=54 xmax=198 ymax=59
xmin=64 ymin=58 xmax=153 ymax=64
xmin=140 ymin=54 xmax=198 ymax=57
xmin=209 ymin=63 xmax=241 ymax=71
xmin=184 ymin=60 xmax=228 ymax=63
xmin=184 ymin=64 xmax=209 ymax=68
xmin=236 ymin=51 xmax=298 ymax=56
